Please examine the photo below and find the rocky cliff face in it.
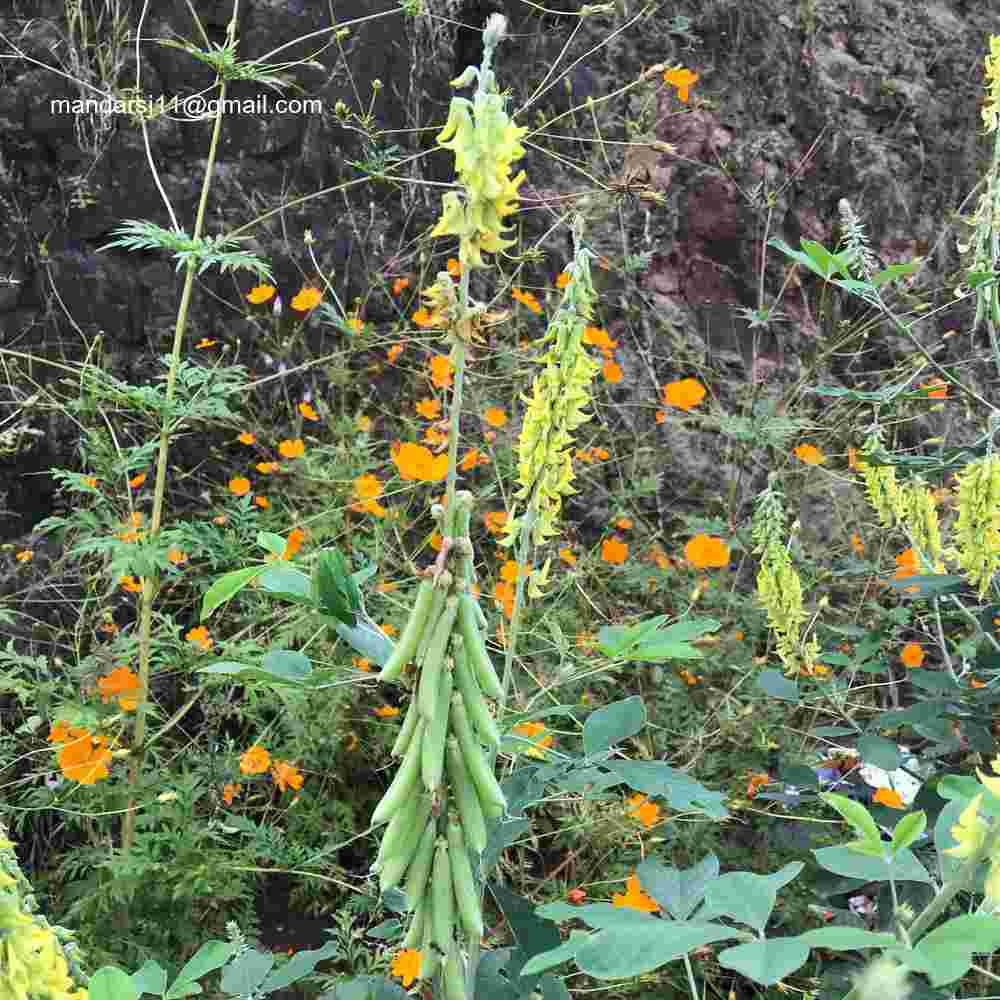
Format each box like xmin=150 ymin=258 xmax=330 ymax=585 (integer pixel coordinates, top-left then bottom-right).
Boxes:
xmin=0 ymin=0 xmax=995 ymax=547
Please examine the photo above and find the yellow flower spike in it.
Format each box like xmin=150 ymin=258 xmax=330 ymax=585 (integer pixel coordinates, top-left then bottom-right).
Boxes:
xmin=943 ymin=793 xmax=988 ymax=858
xmin=500 ymin=224 xmax=600 ymax=548
xmin=949 ymin=455 xmax=1000 ymax=597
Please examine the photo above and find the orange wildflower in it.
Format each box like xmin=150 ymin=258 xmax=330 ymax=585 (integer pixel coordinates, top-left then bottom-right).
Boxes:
xmin=555 ymin=271 xmax=571 ymax=289
xmin=387 ymin=343 xmax=404 ymax=363
xmin=222 ymin=783 xmax=240 ymax=805
xmin=119 ymin=575 xmax=143 ymax=593
xmin=57 ymin=730 xmax=112 ymax=784
xmin=278 ymin=438 xmax=305 ymax=459
xmin=299 ymin=401 xmax=320 ymax=422
xmin=15 ymin=550 xmax=32 ymax=563
xmin=416 ymin=398 xmax=442 ymax=420
xmin=240 ymin=745 xmax=271 ymax=775
xmin=195 ymin=338 xmax=218 ymax=349
xmin=746 ymin=773 xmax=770 ymax=799
xmin=900 ymin=642 xmax=925 ymax=668
xmin=601 ymin=537 xmax=629 ymax=564
xmin=429 ymin=354 xmax=455 ymax=389
xmin=794 ymin=443 xmax=826 ymax=466
xmin=291 ymin=286 xmax=322 ymax=312
xmin=483 ymin=511 xmax=508 ymax=535
xmin=282 ymin=527 xmax=307 ymax=560
xmin=446 ymin=258 xmax=462 ymax=277
xmin=483 ymin=407 xmax=508 ymax=428
xmin=97 ymin=665 xmax=142 ymax=711
xmin=375 ymin=705 xmax=401 ymax=719
xmin=663 ymin=66 xmax=699 ymax=102
xmin=511 ymin=287 xmax=543 ymax=314
xmin=625 ymin=793 xmax=661 ymax=829
xmin=684 ymin=534 xmax=730 ymax=569
xmin=390 ymin=949 xmax=422 ymax=988
xmin=392 ymin=441 xmax=449 ymax=482
xmin=128 ymin=472 xmax=147 ymax=489
xmin=166 ymin=548 xmax=188 ymax=565
xmin=412 ymin=307 xmax=442 ymax=328
xmin=254 ymin=495 xmax=270 ymax=509
xmin=82 ymin=476 xmax=99 ymax=488
xmin=256 ymin=461 xmax=280 ymax=474
xmin=392 ymin=276 xmax=410 ymax=295
xmin=582 ymin=326 xmax=618 ymax=352
xmin=612 ymin=874 xmax=660 ymax=913
xmin=602 ymin=360 xmax=624 ymax=383
xmin=461 ymin=448 xmax=489 ymax=471
xmin=238 ymin=432 xmax=256 ymax=445
xmin=559 ymin=547 xmax=577 ymax=567
xmin=186 ymin=625 xmax=213 ymax=651
xmin=661 ymin=378 xmax=706 ymax=412
xmin=512 ymin=721 xmax=554 ymax=759
xmin=850 ymin=532 xmax=865 ymax=557
xmin=873 ymin=787 xmax=905 ymax=809
xmin=246 ymin=284 xmax=276 ymax=305
xmin=229 ymin=477 xmax=251 ymax=496
xmin=894 ymin=548 xmax=918 ymax=580
xmin=271 ymin=760 xmax=304 ymax=793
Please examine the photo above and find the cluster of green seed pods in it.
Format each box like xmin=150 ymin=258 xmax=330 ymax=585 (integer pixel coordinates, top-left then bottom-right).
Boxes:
xmin=371 ymin=492 xmax=505 ymax=991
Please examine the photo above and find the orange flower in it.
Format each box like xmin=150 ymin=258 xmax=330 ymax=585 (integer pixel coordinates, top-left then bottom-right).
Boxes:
xmin=461 ymin=448 xmax=489 ymax=471
xmin=500 ymin=560 xmax=529 ymax=583
xmin=625 ymin=793 xmax=661 ymax=829
xmin=82 ymin=476 xmax=99 ymax=488
xmin=254 ymin=495 xmax=270 ymax=509
xmin=381 ymin=623 xmax=399 ymax=638
xmin=97 ymin=665 xmax=142 ymax=711
xmin=119 ymin=575 xmax=143 ymax=593
xmin=494 ymin=580 xmax=515 ymax=619
xmin=412 ymin=307 xmax=442 ymax=328
xmin=559 ymin=547 xmax=577 ymax=566
xmin=678 ymin=669 xmax=701 ymax=686
xmin=684 ymin=534 xmax=730 ymax=569
xmin=278 ymin=438 xmax=305 ymax=459
xmin=511 ymin=287 xmax=543 ymax=314
xmin=166 ymin=548 xmax=188 ymax=565
xmin=195 ymin=338 xmax=218 ymax=349
xmin=416 ymin=398 xmax=442 ymax=420
xmin=850 ymin=532 xmax=865 ymax=557
xmin=483 ymin=511 xmax=508 ymax=535
xmin=663 ymin=66 xmax=699 ymax=102
xmin=229 ymin=477 xmax=251 ymax=496
xmin=920 ymin=378 xmax=948 ymax=399
xmin=375 ymin=705 xmax=401 ymax=719
xmin=387 ymin=343 xmax=404 ymax=363
xmin=246 ymin=284 xmax=276 ymax=305
xmin=446 ymin=258 xmax=462 ymax=278
xmin=612 ymin=874 xmax=660 ymax=913
xmin=240 ymin=745 xmax=271 ymax=775
xmin=282 ymin=527 xmax=307 ymax=560
xmin=291 ymin=286 xmax=322 ymax=312
xmin=423 ymin=425 xmax=448 ymax=448
xmin=256 ymin=461 xmax=281 ymax=474
xmin=222 ymin=783 xmax=240 ymax=805
xmin=353 ymin=657 xmax=372 ymax=672
xmin=430 ymin=532 xmax=444 ymax=552
xmin=900 ymin=642 xmax=925 ymax=668
xmin=616 ymin=517 xmax=633 ymax=530
xmin=794 ymin=443 xmax=826 ymax=466
xmin=483 ymin=407 xmax=508 ymax=428
xmin=238 ymin=432 xmax=256 ymax=445
xmin=512 ymin=721 xmax=554 ymax=759
xmin=429 ymin=354 xmax=455 ymax=389
xmin=271 ymin=760 xmax=304 ymax=793
xmin=390 ymin=949 xmax=422 ymax=988
xmin=601 ymin=537 xmax=629 ymax=564
xmin=392 ymin=276 xmax=410 ymax=295
xmin=57 ymin=731 xmax=112 ymax=784
xmin=48 ymin=720 xmax=73 ymax=744
xmin=186 ymin=625 xmax=213 ymax=651
xmin=602 ymin=360 xmax=623 ymax=383
xmin=746 ymin=772 xmax=770 ymax=799
xmin=894 ymin=548 xmax=918 ymax=580
xmin=391 ymin=442 xmax=449 ymax=482
xmin=582 ymin=326 xmax=618 ymax=352
xmin=873 ymin=787 xmax=905 ymax=809
xmin=299 ymin=401 xmax=320 ymax=422
xmin=15 ymin=550 xmax=32 ymax=563
xmin=555 ymin=271 xmax=571 ymax=289
xmin=661 ymin=378 xmax=706 ymax=412
xmin=128 ymin=472 xmax=147 ymax=489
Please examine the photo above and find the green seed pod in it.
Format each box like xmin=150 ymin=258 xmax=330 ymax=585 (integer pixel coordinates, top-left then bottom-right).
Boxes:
xmin=452 ymin=633 xmax=501 ymax=750
xmin=391 ymin=695 xmax=421 ymax=758
xmin=446 ymin=736 xmax=487 ymax=855
xmin=432 ymin=837 xmax=456 ymax=953
xmin=457 ymin=592 xmax=503 ymax=699
xmin=421 ymin=895 xmax=440 ymax=980
xmin=376 ymin=788 xmax=428 ymax=870
xmin=403 ymin=820 xmax=438 ymax=912
xmin=442 ymin=945 xmax=467 ymax=1000
xmin=371 ymin=718 xmax=425 ymax=827
xmin=451 ymin=693 xmax=506 ymax=818
xmin=379 ymin=578 xmax=435 ymax=683
xmin=413 ymin=583 xmax=449 ymax=667
xmin=402 ymin=903 xmax=425 ymax=950
xmin=447 ymin=812 xmax=484 ymax=942
xmin=418 ymin=596 xmax=460 ymax=721
xmin=379 ymin=794 xmax=434 ymax=894
xmin=422 ymin=657 xmax=454 ymax=793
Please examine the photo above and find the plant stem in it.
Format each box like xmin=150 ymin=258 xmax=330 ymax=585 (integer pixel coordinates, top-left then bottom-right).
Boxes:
xmin=122 ymin=0 xmax=239 ymax=853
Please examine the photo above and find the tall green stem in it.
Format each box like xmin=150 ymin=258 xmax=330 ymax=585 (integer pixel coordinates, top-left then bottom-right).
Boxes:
xmin=123 ymin=1 xmax=240 ymax=853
